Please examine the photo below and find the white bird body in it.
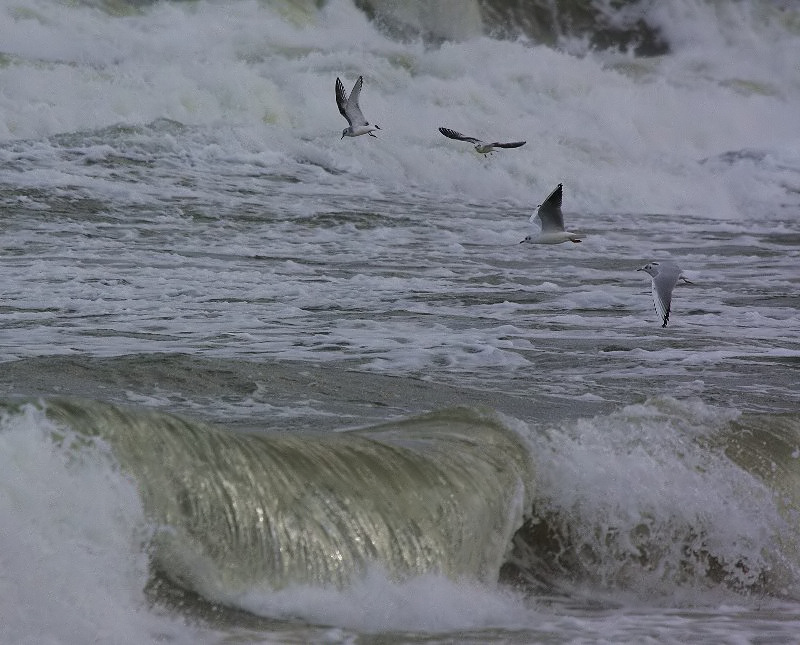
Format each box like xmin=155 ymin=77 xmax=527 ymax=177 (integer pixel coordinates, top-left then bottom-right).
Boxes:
xmin=637 ymin=261 xmax=692 ymax=327
xmin=531 ymin=230 xmax=583 ymax=244
xmin=438 ymin=127 xmax=526 ymax=156
xmin=336 ymin=76 xmax=380 ymax=138
xmin=520 ymin=183 xmax=582 ymax=244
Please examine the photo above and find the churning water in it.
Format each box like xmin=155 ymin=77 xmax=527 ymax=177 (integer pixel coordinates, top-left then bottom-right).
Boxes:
xmin=1 ymin=0 xmax=799 ymax=642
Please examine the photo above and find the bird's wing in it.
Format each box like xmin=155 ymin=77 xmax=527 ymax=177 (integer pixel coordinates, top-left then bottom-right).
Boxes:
xmin=651 ymin=265 xmax=680 ymax=327
xmin=439 ymin=127 xmax=480 ymax=144
xmin=651 ymin=279 xmax=672 ymax=327
xmin=535 ymin=183 xmax=565 ymax=232
xmin=335 ymin=77 xmax=351 ymax=124
xmin=490 ymin=141 xmax=526 ymax=149
xmin=345 ymin=76 xmax=368 ymax=125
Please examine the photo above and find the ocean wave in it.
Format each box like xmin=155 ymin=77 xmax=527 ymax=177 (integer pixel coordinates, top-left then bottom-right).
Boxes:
xmin=0 ymin=396 xmax=791 ymax=609
xmin=42 ymin=399 xmax=532 ymax=597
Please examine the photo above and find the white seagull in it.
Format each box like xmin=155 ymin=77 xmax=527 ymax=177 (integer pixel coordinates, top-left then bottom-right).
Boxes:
xmin=520 ymin=183 xmax=582 ymax=244
xmin=637 ymin=261 xmax=692 ymax=327
xmin=438 ymin=127 xmax=526 ymax=156
xmin=336 ymin=76 xmax=380 ymax=139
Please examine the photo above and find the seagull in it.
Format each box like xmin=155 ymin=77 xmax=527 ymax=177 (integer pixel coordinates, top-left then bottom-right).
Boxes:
xmin=637 ymin=261 xmax=692 ymax=327
xmin=336 ymin=76 xmax=380 ymax=139
xmin=438 ymin=127 xmax=526 ymax=156
xmin=520 ymin=183 xmax=582 ymax=244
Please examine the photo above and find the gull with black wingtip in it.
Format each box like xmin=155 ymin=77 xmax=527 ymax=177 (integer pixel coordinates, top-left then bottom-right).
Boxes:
xmin=637 ymin=261 xmax=692 ymax=327
xmin=520 ymin=183 xmax=582 ymax=244
xmin=438 ymin=127 xmax=526 ymax=156
xmin=336 ymin=76 xmax=380 ymax=139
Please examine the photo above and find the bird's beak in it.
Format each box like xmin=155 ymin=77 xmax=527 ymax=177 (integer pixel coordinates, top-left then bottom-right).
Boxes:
xmin=341 ymin=133 xmax=345 ymax=140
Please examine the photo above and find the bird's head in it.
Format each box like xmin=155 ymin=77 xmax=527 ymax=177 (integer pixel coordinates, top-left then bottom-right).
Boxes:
xmin=637 ymin=262 xmax=659 ymax=277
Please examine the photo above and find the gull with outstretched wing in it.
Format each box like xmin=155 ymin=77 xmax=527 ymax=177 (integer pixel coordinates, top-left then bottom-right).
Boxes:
xmin=336 ymin=76 xmax=380 ymax=139
xmin=438 ymin=126 xmax=525 ymax=156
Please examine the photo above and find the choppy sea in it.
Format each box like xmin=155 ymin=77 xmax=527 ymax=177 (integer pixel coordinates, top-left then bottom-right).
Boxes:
xmin=1 ymin=0 xmax=799 ymax=642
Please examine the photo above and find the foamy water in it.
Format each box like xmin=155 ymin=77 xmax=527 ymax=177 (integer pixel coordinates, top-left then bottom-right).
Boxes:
xmin=0 ymin=406 xmax=210 ymax=644
xmin=1 ymin=0 xmax=799 ymax=642
xmin=1 ymin=0 xmax=799 ymax=214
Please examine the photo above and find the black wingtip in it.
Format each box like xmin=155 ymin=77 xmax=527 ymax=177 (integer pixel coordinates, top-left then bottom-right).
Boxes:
xmin=541 ymin=182 xmax=563 ymax=209
xmin=438 ymin=127 xmax=461 ymax=139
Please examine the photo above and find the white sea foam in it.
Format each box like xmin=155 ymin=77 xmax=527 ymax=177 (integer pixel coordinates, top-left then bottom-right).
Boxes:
xmin=230 ymin=566 xmax=536 ymax=634
xmin=520 ymin=397 xmax=798 ymax=597
xmin=0 ymin=406 xmax=205 ymax=645
xmin=0 ymin=0 xmax=798 ymax=218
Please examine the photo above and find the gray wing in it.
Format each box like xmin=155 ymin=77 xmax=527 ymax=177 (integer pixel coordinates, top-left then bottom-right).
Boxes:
xmin=535 ymin=183 xmax=565 ymax=232
xmin=651 ymin=263 xmax=681 ymax=327
xmin=489 ymin=140 xmax=526 ymax=149
xmin=345 ymin=76 xmax=368 ymax=126
xmin=335 ymin=77 xmax=351 ymax=124
xmin=439 ymin=127 xmax=481 ymax=144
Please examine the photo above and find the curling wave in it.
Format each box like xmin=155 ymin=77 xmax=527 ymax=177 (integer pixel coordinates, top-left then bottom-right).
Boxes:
xmin=44 ymin=399 xmax=532 ymax=598
xmin=20 ymin=396 xmax=800 ymax=608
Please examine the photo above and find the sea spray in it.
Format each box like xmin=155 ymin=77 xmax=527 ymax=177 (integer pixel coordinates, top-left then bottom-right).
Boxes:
xmin=0 ymin=403 xmax=203 ymax=644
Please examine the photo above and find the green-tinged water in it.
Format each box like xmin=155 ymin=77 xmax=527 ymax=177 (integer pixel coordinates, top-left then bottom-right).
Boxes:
xmin=45 ymin=398 xmax=532 ymax=595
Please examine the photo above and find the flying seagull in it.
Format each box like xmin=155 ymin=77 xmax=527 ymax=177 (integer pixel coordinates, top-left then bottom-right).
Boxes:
xmin=438 ymin=127 xmax=526 ymax=156
xmin=520 ymin=183 xmax=582 ymax=244
xmin=637 ymin=261 xmax=692 ymax=327
xmin=336 ymin=76 xmax=380 ymax=139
